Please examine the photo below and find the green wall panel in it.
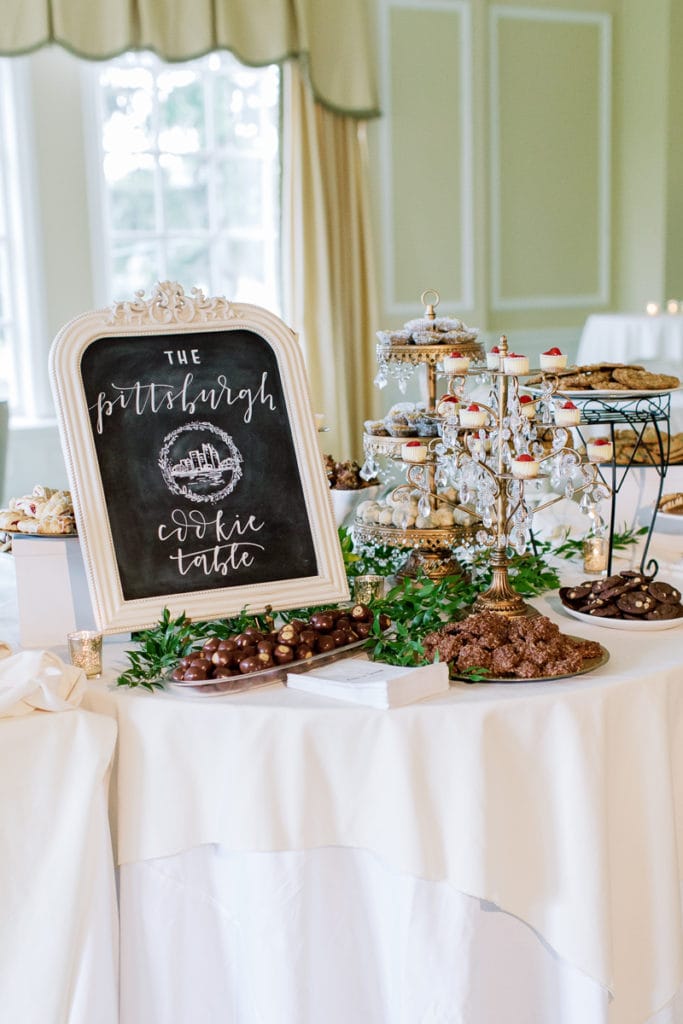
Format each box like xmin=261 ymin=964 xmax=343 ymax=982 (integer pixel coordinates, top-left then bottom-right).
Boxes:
xmin=388 ymin=6 xmax=466 ymax=307
xmin=493 ymin=12 xmax=605 ymax=305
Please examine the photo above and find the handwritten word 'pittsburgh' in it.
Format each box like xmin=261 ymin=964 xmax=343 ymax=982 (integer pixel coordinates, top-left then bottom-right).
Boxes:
xmin=90 ymin=371 xmax=276 ymax=434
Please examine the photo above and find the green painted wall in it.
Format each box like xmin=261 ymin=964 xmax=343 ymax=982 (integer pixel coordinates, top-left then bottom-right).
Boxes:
xmin=371 ymin=0 xmax=682 ymax=352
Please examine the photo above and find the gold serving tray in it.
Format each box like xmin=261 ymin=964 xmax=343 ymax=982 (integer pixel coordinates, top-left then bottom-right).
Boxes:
xmin=451 ymin=639 xmax=609 ymax=683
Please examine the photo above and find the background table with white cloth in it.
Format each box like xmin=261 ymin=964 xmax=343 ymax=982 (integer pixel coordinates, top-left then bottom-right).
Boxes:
xmin=0 ymin=553 xmax=119 ymax=1024
xmin=0 ymin=708 xmax=118 ymax=1024
xmin=578 ymin=314 xmax=683 ymax=432
xmin=82 ymin=592 xmax=683 ymax=1024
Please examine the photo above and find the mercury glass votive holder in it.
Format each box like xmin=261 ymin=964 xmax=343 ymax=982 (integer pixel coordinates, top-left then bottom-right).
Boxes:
xmin=67 ymin=630 xmax=103 ymax=678
xmin=582 ymin=536 xmax=609 ymax=574
xmin=353 ymin=574 xmax=385 ymax=605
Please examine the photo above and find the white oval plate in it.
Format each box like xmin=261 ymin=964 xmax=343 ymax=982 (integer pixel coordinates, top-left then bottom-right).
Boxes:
xmin=560 ymin=604 xmax=683 ymax=631
xmin=656 ymin=508 xmax=683 ymax=525
xmin=523 ymin=385 xmax=680 ymax=400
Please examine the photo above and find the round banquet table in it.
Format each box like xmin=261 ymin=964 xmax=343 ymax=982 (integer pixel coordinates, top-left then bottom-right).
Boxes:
xmin=577 ymin=314 xmax=683 ymax=433
xmin=80 ymin=588 xmax=683 ymax=1024
xmin=0 ymin=708 xmax=118 ymax=1024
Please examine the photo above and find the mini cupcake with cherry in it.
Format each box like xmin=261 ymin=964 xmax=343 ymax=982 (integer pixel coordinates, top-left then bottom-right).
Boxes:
xmin=401 ymin=439 xmax=428 ymax=463
xmin=503 ymin=352 xmax=530 ymax=375
xmin=442 ymin=351 xmax=471 ymax=374
xmin=554 ymin=400 xmax=581 ymax=426
xmin=519 ymin=394 xmax=537 ymax=419
xmin=587 ymin=436 xmax=614 ymax=462
xmin=459 ymin=402 xmax=488 ymax=428
xmin=436 ymin=394 xmax=460 ymax=417
xmin=486 ymin=345 xmax=501 ymax=370
xmin=510 ymin=452 xmax=540 ymax=479
xmin=539 ymin=346 xmax=568 ymax=372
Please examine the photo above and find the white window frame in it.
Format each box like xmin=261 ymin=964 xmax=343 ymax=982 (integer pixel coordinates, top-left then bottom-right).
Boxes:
xmin=0 ymin=58 xmax=50 ymax=423
xmin=81 ymin=51 xmax=282 ymax=313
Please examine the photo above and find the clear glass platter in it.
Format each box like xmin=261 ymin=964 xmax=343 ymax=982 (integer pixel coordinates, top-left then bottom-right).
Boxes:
xmin=163 ymin=638 xmax=368 ymax=698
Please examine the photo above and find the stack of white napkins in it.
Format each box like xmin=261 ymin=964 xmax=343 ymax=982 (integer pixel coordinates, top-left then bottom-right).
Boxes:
xmin=0 ymin=648 xmax=86 ymax=718
xmin=286 ymin=657 xmax=449 ymax=709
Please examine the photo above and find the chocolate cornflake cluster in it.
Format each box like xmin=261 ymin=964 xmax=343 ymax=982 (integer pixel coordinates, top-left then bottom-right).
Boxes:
xmin=560 ymin=571 xmax=683 ymax=620
xmin=423 ymin=611 xmax=603 ymax=679
xmin=324 ymin=455 xmax=377 ymax=490
xmin=170 ymin=604 xmax=391 ymax=682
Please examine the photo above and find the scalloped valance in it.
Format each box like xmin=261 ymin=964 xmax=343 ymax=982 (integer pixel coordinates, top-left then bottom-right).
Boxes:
xmin=0 ymin=0 xmax=380 ymax=118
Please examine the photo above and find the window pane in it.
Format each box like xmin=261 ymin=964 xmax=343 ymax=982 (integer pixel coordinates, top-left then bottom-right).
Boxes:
xmin=161 ymin=154 xmax=209 ymax=230
xmin=216 ymin=158 xmax=264 ymax=229
xmin=213 ymin=67 xmax=279 ymax=152
xmin=215 ymin=237 xmax=267 ymax=298
xmin=107 ymin=155 xmax=156 ymax=231
xmin=91 ymin=52 xmax=281 ymax=314
xmin=158 ymin=72 xmax=205 ymax=153
xmin=0 ymin=246 xmax=7 ymax=322
xmin=101 ymin=86 xmax=154 ymax=154
xmin=166 ymin=239 xmax=210 ymax=294
xmin=111 ymin=240 xmax=162 ymax=300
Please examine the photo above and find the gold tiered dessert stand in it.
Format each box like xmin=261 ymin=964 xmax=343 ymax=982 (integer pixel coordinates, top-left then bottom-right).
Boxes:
xmin=354 ymin=290 xmax=484 ymax=579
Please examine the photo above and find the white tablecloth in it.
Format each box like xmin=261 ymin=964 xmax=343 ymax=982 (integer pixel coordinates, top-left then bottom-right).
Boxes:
xmin=0 ymin=708 xmax=118 ymax=1024
xmin=578 ymin=315 xmax=683 ymax=433
xmin=578 ymin=314 xmax=683 ymax=365
xmin=84 ymin=597 xmax=683 ymax=1024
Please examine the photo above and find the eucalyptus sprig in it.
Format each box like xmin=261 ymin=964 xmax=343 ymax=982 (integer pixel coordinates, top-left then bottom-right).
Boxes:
xmin=118 ymin=606 xmax=275 ymax=688
xmin=118 ymin=608 xmax=200 ymax=690
xmin=457 ymin=665 xmax=492 ymax=683
xmin=534 ymin=523 xmax=648 ymax=562
xmin=464 ymin=548 xmax=562 ymax=597
xmin=366 ymin=573 xmax=476 ymax=666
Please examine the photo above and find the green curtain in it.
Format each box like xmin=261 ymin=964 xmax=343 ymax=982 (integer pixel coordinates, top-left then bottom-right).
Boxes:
xmin=0 ymin=0 xmax=380 ymax=118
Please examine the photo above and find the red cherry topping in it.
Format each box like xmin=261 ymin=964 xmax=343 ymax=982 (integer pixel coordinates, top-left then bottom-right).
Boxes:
xmin=516 ymin=453 xmax=534 ymax=462
xmin=594 ymin=438 xmax=610 ymax=446
xmin=405 ymin=440 xmax=422 ymax=447
xmin=490 ymin=346 xmax=500 ymax=354
xmin=440 ymin=394 xmax=458 ymax=403
xmin=561 ymin=400 xmax=577 ymax=410
xmin=466 ymin=403 xmax=480 ymax=412
xmin=544 ymin=347 xmax=563 ymax=356
xmin=519 ymin=394 xmax=533 ymax=404
xmin=448 ymin=351 xmax=463 ymax=358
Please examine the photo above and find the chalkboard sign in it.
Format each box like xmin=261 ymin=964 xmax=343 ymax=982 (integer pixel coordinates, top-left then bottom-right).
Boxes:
xmin=50 ymin=283 xmax=348 ymax=633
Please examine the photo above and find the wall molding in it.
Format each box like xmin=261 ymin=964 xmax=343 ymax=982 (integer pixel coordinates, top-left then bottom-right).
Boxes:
xmin=380 ymin=0 xmax=474 ymax=316
xmin=489 ymin=5 xmax=612 ymax=311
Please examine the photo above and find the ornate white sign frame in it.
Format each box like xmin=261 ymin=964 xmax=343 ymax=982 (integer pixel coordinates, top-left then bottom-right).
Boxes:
xmin=49 ymin=282 xmax=348 ymax=633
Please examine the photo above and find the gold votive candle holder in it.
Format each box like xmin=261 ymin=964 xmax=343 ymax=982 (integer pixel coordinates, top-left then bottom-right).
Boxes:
xmin=353 ymin=574 xmax=385 ymax=605
xmin=67 ymin=630 xmax=103 ymax=678
xmin=582 ymin=536 xmax=609 ymax=574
